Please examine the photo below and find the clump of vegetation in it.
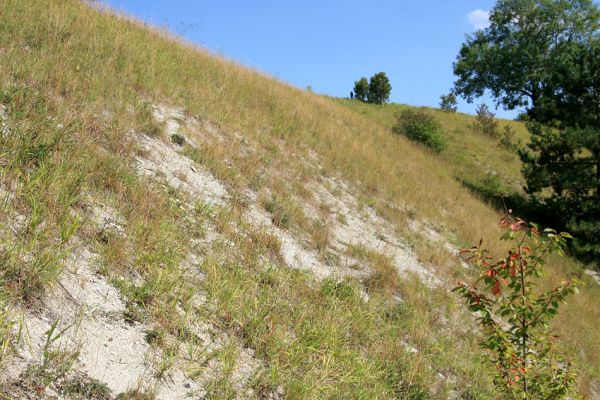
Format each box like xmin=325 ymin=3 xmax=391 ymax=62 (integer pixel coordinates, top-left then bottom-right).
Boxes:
xmin=170 ymin=133 xmax=185 ymax=145
xmin=144 ymin=329 xmax=165 ymax=346
xmin=0 ymin=85 xmax=82 ymax=306
xmin=58 ymin=373 xmax=112 ymax=400
xmin=116 ymin=389 xmax=156 ymax=400
xmin=0 ymin=295 xmax=14 ymax=364
xmin=351 ymin=72 xmax=392 ymax=104
xmin=395 ymin=109 xmax=446 ymax=152
xmin=347 ymin=244 xmax=399 ymax=295
xmin=5 ymin=350 xmax=111 ymax=400
xmin=363 ymin=252 xmax=398 ymax=295
xmin=260 ymin=192 xmax=307 ymax=230
xmin=439 ymin=91 xmax=458 ymax=112
xmin=135 ymin=100 xmax=163 ymax=137
xmin=310 ymin=220 xmax=330 ymax=253
xmin=474 ymin=104 xmax=499 ymax=137
xmin=320 ymin=278 xmax=356 ymax=300
xmin=455 ymin=213 xmax=580 ymax=399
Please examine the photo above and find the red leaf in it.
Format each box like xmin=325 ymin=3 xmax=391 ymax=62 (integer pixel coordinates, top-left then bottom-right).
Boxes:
xmin=492 ymin=281 xmax=502 ymax=295
xmin=511 ymin=220 xmax=525 ymax=232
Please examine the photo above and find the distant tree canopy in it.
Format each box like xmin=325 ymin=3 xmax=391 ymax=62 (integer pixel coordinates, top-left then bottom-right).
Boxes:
xmin=367 ymin=72 xmax=392 ymax=105
xmin=439 ymin=92 xmax=458 ymax=112
xmin=453 ymin=0 xmax=600 ymax=261
xmin=352 ymin=77 xmax=369 ymax=102
xmin=351 ymin=72 xmax=391 ymax=104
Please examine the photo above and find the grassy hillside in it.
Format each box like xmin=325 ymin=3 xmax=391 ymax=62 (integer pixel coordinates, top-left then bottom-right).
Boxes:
xmin=334 ymin=100 xmax=530 ymax=195
xmin=0 ymin=1 xmax=598 ymax=398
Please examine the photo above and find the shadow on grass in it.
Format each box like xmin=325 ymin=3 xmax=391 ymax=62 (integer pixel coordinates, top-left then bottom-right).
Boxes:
xmin=459 ymin=176 xmax=561 ymax=234
xmin=462 ymin=175 xmax=600 ymax=271
xmin=461 ymin=175 xmax=600 ymax=267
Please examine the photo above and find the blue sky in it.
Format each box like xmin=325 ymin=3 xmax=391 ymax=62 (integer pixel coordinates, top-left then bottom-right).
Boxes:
xmin=101 ymin=1 xmax=515 ymax=118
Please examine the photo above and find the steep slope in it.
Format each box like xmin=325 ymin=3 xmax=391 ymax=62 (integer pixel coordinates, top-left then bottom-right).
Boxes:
xmin=0 ymin=1 xmax=598 ymax=399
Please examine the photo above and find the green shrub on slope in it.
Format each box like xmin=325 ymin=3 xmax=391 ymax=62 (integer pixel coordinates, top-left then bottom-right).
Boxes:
xmin=395 ymin=109 xmax=446 ymax=153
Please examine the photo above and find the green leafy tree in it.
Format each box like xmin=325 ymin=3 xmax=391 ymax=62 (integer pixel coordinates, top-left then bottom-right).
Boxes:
xmin=352 ymin=77 xmax=369 ymax=102
xmin=367 ymin=72 xmax=392 ymax=105
xmin=453 ymin=0 xmax=599 ymax=116
xmin=439 ymin=91 xmax=458 ymax=112
xmin=520 ymin=37 xmax=600 ymax=260
xmin=454 ymin=213 xmax=580 ymax=399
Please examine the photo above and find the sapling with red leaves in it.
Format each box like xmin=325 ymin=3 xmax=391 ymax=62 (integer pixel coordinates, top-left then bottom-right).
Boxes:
xmin=454 ymin=212 xmax=581 ymax=399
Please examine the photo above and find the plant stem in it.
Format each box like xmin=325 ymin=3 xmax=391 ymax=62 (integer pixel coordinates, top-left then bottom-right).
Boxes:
xmin=518 ymin=239 xmax=528 ymax=396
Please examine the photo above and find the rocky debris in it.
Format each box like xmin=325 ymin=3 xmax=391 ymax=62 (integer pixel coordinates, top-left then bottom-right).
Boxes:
xmin=4 ymin=248 xmax=204 ymax=399
xmin=313 ymin=177 xmax=439 ymax=285
xmin=0 ymin=104 xmax=12 ymax=139
xmin=152 ymin=104 xmax=186 ymax=138
xmin=91 ymin=203 xmax=126 ymax=236
xmin=400 ymin=338 xmax=419 ymax=354
xmin=135 ymin=132 xmax=228 ymax=207
xmin=245 ymin=202 xmax=330 ymax=280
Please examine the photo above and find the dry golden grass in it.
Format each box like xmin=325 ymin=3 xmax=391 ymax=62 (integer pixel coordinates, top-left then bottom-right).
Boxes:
xmin=363 ymin=254 xmax=399 ymax=295
xmin=0 ymin=0 xmax=599 ymax=397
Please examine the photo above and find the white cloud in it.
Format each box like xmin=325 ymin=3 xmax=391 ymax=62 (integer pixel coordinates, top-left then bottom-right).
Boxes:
xmin=467 ymin=9 xmax=490 ymax=30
